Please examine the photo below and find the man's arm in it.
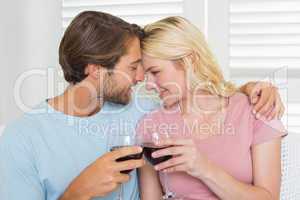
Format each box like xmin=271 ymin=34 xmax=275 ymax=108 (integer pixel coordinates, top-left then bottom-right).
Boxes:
xmin=0 ymin=125 xmax=145 ymax=200
xmin=239 ymin=81 xmax=284 ymax=120
xmin=239 ymin=81 xmax=255 ymax=95
xmin=59 ymin=146 xmax=145 ymax=200
xmin=0 ymin=127 xmax=45 ymax=200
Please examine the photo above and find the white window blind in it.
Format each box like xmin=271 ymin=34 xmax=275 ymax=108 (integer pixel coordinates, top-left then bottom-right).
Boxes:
xmin=62 ymin=0 xmax=184 ymax=30
xmin=229 ymin=1 xmax=300 ymax=71
xmin=229 ymin=0 xmax=300 ymax=133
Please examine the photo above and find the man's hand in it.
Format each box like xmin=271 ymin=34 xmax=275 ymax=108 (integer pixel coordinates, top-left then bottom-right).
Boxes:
xmin=59 ymin=146 xmax=144 ymax=200
xmin=241 ymin=81 xmax=285 ymax=120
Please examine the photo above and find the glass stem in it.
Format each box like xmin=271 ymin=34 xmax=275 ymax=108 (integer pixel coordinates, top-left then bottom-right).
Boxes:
xmin=162 ymin=172 xmax=174 ymax=199
xmin=118 ymin=183 xmax=123 ymax=200
xmin=163 ymin=172 xmax=170 ymax=193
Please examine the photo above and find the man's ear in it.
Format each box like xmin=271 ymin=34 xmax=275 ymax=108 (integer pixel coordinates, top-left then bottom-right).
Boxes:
xmin=85 ymin=64 xmax=105 ymax=79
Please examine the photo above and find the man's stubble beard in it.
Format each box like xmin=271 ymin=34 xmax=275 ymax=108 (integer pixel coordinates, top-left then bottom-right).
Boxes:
xmin=101 ymin=72 xmax=132 ymax=105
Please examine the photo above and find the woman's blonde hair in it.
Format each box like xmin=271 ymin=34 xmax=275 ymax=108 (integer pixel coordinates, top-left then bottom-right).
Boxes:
xmin=142 ymin=16 xmax=236 ymax=98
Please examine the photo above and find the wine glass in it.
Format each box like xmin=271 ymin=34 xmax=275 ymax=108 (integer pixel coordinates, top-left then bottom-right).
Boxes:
xmin=138 ymin=131 xmax=176 ymax=199
xmin=107 ymin=133 xmax=143 ymax=200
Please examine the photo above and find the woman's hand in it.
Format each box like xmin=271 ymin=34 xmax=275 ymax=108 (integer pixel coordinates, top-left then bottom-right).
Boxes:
xmin=152 ymin=138 xmax=210 ymax=179
xmin=242 ymin=81 xmax=285 ymax=120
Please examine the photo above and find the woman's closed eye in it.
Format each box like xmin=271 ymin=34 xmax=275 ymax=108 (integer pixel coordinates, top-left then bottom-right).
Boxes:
xmin=151 ymin=70 xmax=160 ymax=75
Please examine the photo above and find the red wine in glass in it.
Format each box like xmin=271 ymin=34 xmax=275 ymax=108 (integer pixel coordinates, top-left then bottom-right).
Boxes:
xmin=137 ymin=131 xmax=176 ymax=199
xmin=142 ymin=143 xmax=172 ymax=165
xmin=110 ymin=145 xmax=143 ymax=174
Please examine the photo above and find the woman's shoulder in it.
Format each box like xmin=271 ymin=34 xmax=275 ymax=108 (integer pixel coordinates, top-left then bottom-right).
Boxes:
xmin=229 ymin=92 xmax=253 ymax=110
xmin=227 ymin=92 xmax=255 ymax=119
xmin=230 ymin=92 xmax=250 ymax=104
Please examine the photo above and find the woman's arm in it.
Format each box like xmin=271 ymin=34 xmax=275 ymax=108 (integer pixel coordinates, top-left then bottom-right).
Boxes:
xmin=197 ymin=138 xmax=281 ymax=200
xmin=153 ymin=138 xmax=282 ymax=200
xmin=138 ymin=162 xmax=163 ymax=200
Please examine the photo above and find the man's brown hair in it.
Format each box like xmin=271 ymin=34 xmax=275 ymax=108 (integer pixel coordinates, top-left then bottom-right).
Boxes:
xmin=59 ymin=11 xmax=144 ymax=84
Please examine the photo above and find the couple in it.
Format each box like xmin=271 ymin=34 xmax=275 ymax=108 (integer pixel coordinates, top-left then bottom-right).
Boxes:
xmin=0 ymin=11 xmax=286 ymax=200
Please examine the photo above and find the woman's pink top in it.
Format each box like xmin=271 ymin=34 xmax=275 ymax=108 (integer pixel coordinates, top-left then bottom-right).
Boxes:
xmin=136 ymin=93 xmax=287 ymax=200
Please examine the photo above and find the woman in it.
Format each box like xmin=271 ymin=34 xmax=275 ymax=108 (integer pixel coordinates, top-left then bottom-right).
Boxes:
xmin=136 ymin=16 xmax=286 ymax=200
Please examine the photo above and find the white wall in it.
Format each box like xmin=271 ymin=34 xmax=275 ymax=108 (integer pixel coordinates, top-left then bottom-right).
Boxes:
xmin=0 ymin=0 xmax=62 ymax=125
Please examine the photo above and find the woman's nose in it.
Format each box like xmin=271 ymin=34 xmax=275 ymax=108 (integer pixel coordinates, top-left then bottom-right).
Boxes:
xmin=145 ymin=75 xmax=157 ymax=91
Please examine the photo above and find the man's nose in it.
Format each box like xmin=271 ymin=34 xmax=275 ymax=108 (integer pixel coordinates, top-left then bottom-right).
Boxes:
xmin=135 ymin=66 xmax=145 ymax=83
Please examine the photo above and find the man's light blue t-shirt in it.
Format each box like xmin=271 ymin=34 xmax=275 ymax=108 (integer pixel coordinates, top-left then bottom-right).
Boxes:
xmin=0 ymin=96 xmax=159 ymax=200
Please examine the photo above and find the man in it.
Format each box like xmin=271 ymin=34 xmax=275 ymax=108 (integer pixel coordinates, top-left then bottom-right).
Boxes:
xmin=0 ymin=11 xmax=283 ymax=200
